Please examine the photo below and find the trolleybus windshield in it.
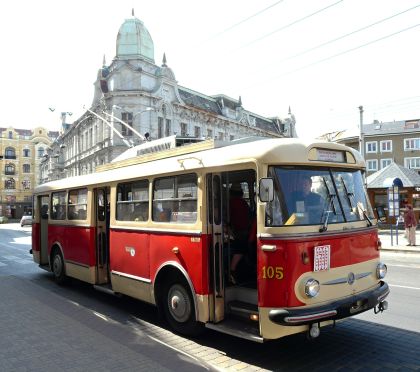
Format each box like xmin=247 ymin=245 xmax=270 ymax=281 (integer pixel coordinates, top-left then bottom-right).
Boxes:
xmin=266 ymin=167 xmax=374 ymax=227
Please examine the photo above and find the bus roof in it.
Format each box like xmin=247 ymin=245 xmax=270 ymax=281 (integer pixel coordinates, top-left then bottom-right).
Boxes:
xmin=34 ymin=137 xmax=364 ymax=193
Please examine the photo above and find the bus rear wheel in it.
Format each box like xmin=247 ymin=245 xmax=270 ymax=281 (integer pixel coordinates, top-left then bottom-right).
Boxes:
xmin=162 ymin=278 xmax=202 ymax=336
xmin=52 ymin=249 xmax=66 ymax=285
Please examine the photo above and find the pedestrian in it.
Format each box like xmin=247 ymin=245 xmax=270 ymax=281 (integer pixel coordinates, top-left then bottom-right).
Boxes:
xmin=404 ymin=204 xmax=417 ymax=246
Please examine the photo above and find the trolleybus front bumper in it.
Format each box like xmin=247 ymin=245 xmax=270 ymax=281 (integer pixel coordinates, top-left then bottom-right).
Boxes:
xmin=268 ymin=281 xmax=389 ymax=326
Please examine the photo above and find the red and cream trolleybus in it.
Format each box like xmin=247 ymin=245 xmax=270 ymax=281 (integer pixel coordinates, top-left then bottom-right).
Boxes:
xmin=31 ymin=137 xmax=389 ymax=342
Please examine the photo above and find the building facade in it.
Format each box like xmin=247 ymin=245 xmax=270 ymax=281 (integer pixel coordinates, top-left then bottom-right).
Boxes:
xmin=321 ymin=119 xmax=420 ymax=176
xmin=41 ymin=14 xmax=296 ymax=182
xmin=0 ymin=127 xmax=58 ymax=218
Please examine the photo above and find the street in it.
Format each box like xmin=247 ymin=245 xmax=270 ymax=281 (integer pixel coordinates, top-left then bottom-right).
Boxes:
xmin=1 ymin=223 xmax=420 ymax=371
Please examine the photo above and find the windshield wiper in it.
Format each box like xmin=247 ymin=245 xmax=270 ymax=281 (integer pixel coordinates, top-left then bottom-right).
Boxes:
xmin=319 ymin=177 xmax=336 ymax=232
xmin=341 ymin=176 xmax=372 ymax=227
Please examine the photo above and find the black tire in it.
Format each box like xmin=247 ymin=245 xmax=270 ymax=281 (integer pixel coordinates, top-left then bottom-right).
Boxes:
xmin=51 ymin=249 xmax=66 ymax=285
xmin=162 ymin=277 xmax=202 ymax=337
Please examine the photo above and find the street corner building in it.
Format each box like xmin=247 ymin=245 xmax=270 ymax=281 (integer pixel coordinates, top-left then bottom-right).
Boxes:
xmin=41 ymin=12 xmax=297 ymax=183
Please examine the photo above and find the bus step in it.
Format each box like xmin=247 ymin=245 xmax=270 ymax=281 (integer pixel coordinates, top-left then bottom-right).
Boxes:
xmin=39 ymin=264 xmax=50 ymax=272
xmin=93 ymin=284 xmax=122 ymax=297
xmin=205 ymin=318 xmax=263 ymax=343
xmin=228 ymin=300 xmax=258 ymax=320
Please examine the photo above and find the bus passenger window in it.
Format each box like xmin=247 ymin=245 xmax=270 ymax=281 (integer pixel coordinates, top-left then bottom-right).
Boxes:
xmin=153 ymin=174 xmax=197 ymax=223
xmin=116 ymin=180 xmax=149 ymax=222
xmin=51 ymin=191 xmax=67 ymax=220
xmin=68 ymin=188 xmax=88 ymax=220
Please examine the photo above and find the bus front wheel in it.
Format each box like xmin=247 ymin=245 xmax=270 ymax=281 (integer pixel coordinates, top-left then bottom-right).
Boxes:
xmin=52 ymin=249 xmax=66 ymax=285
xmin=163 ymin=278 xmax=202 ymax=336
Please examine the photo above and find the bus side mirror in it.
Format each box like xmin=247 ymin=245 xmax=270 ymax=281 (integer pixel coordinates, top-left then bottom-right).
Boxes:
xmin=259 ymin=178 xmax=274 ymax=202
xmin=375 ymin=206 xmax=386 ymax=222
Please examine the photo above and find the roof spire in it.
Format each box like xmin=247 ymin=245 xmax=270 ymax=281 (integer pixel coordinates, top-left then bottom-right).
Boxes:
xmin=288 ymin=105 xmax=292 ymax=115
xmin=238 ymin=96 xmax=242 ymax=107
xmin=132 ymin=8 xmax=135 ymax=17
xmin=102 ymin=54 xmax=106 ymax=67
xmin=162 ymin=53 xmax=167 ymax=67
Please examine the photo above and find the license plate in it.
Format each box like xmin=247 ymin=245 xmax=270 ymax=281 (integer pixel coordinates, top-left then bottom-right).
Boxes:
xmin=314 ymin=245 xmax=330 ymax=271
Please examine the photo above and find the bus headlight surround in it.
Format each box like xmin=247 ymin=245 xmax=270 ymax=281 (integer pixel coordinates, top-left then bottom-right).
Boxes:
xmin=376 ymin=262 xmax=387 ymax=279
xmin=305 ymin=278 xmax=320 ymax=298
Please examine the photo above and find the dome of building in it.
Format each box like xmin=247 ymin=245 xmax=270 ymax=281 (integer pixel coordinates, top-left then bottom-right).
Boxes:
xmin=116 ymin=16 xmax=154 ymax=62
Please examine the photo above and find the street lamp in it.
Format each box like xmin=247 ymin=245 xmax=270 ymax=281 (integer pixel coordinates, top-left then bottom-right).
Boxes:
xmin=359 ymin=105 xmax=364 ymax=158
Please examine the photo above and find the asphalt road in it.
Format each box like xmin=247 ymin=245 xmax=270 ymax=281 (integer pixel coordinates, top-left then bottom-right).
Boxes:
xmin=1 ymin=223 xmax=419 ymax=371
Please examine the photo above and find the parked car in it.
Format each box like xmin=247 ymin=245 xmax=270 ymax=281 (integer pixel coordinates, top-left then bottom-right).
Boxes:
xmin=0 ymin=216 xmax=8 ymax=224
xmin=20 ymin=215 xmax=33 ymax=227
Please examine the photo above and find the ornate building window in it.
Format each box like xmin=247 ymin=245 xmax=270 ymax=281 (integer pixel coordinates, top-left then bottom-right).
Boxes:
xmin=5 ymin=178 xmax=15 ymax=189
xmin=22 ymin=179 xmax=31 ymax=190
xmin=38 ymin=147 xmax=45 ymax=158
xmin=5 ymin=147 xmax=16 ymax=159
xmin=121 ymin=112 xmax=133 ymax=136
xmin=194 ymin=126 xmax=201 ymax=138
xmin=165 ymin=119 xmax=171 ymax=137
xmin=181 ymin=123 xmax=187 ymax=136
xmin=158 ymin=117 xmax=163 ymax=138
xmin=5 ymin=163 xmax=15 ymax=175
xmin=23 ymin=164 xmax=31 ymax=173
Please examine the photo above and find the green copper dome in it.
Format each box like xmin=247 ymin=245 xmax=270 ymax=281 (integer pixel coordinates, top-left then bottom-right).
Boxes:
xmin=116 ymin=17 xmax=154 ymax=62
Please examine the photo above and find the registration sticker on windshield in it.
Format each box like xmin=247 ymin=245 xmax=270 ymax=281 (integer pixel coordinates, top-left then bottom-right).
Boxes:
xmin=314 ymin=245 xmax=330 ymax=271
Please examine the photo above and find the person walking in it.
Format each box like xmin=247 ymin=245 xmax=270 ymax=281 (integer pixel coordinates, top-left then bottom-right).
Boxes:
xmin=404 ymin=204 xmax=417 ymax=246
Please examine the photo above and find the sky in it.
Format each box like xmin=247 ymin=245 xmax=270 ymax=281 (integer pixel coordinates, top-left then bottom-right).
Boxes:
xmin=1 ymin=0 xmax=420 ymax=139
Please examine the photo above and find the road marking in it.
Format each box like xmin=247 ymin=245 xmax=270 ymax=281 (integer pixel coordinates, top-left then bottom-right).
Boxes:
xmin=387 ymin=263 xmax=420 ymax=269
xmin=390 ymin=284 xmax=420 ymax=291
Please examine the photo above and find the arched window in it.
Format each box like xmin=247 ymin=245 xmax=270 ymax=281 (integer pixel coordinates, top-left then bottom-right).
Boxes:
xmin=23 ymin=164 xmax=30 ymax=173
xmin=5 ymin=178 xmax=15 ymax=189
xmin=22 ymin=179 xmax=31 ymax=190
xmin=5 ymin=147 xmax=16 ymax=159
xmin=5 ymin=163 xmax=15 ymax=175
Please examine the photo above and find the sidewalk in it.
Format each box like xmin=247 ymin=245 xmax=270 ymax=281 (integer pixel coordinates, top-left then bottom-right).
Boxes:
xmin=379 ymin=228 xmax=420 ymax=253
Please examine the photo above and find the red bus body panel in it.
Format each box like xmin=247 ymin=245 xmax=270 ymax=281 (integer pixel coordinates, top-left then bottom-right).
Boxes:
xmin=48 ymin=225 xmax=96 ymax=266
xmin=258 ymin=229 xmax=379 ymax=308
xmin=109 ymin=230 xmax=210 ymax=295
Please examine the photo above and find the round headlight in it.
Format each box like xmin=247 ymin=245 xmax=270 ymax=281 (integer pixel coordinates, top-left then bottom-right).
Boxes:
xmin=305 ymin=278 xmax=320 ymax=298
xmin=376 ymin=262 xmax=387 ymax=279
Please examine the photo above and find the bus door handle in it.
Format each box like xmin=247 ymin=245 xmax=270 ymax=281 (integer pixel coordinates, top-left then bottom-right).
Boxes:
xmin=262 ymin=244 xmax=277 ymax=252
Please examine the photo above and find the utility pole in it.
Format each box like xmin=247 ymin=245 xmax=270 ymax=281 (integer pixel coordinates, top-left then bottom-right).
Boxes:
xmin=359 ymin=105 xmax=364 ymax=158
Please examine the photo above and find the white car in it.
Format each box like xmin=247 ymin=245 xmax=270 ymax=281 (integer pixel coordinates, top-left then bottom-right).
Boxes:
xmin=20 ymin=215 xmax=33 ymax=227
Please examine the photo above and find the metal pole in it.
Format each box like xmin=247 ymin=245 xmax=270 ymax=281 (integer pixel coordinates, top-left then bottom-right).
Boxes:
xmin=359 ymin=105 xmax=364 ymax=158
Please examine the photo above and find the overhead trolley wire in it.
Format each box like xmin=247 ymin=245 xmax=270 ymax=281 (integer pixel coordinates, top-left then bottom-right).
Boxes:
xmin=207 ymin=0 xmax=286 ymax=41
xmin=244 ymin=22 xmax=420 ymax=89
xmin=237 ymin=0 xmax=344 ymax=50
xmin=264 ymin=3 xmax=420 ymax=68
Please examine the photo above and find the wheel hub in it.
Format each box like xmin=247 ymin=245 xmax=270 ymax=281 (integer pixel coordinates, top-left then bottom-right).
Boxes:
xmin=168 ymin=285 xmax=191 ymax=323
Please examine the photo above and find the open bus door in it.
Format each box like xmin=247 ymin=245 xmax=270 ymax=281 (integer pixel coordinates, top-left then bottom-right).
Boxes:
xmin=95 ymin=188 xmax=110 ymax=284
xmin=38 ymin=195 xmax=49 ymax=266
xmin=207 ymin=174 xmax=225 ymax=323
